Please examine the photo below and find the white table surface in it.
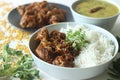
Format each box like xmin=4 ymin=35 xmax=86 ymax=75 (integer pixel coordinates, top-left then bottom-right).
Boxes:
xmin=1 ymin=0 xmax=120 ymax=80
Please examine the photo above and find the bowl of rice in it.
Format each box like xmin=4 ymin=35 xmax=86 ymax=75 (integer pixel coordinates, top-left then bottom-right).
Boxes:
xmin=29 ymin=22 xmax=119 ymax=80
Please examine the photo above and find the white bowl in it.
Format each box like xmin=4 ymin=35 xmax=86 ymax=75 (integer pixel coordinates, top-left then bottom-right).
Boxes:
xmin=29 ymin=22 xmax=119 ymax=80
xmin=71 ymin=0 xmax=120 ymax=31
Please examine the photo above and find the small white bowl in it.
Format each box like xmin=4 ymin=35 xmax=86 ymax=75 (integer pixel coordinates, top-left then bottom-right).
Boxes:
xmin=71 ymin=0 xmax=120 ymax=31
xmin=29 ymin=22 xmax=119 ymax=80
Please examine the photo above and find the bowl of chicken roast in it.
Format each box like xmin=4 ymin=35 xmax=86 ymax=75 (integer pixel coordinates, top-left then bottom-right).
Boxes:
xmin=8 ymin=1 xmax=74 ymax=32
xmin=29 ymin=22 xmax=119 ymax=80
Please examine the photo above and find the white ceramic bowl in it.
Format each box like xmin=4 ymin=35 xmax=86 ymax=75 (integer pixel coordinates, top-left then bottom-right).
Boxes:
xmin=71 ymin=0 xmax=120 ymax=31
xmin=29 ymin=22 xmax=119 ymax=80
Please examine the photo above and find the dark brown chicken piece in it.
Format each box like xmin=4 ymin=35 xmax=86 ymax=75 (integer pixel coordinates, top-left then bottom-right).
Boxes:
xmin=35 ymin=27 xmax=49 ymax=41
xmin=36 ymin=41 xmax=61 ymax=63
xmin=17 ymin=1 xmax=67 ymax=28
xmin=17 ymin=6 xmax=26 ymax=16
xmin=37 ymin=12 xmax=46 ymax=27
xmin=20 ymin=12 xmax=37 ymax=28
xmin=36 ymin=40 xmax=53 ymax=63
xmin=35 ymin=28 xmax=60 ymax=63
xmin=52 ymin=54 xmax=74 ymax=67
xmin=49 ymin=8 xmax=66 ymax=24
xmin=49 ymin=30 xmax=66 ymax=41
xmin=54 ymin=40 xmax=70 ymax=54
xmin=69 ymin=47 xmax=80 ymax=57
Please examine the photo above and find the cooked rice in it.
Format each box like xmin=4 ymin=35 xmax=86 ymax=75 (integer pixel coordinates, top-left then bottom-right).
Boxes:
xmin=60 ymin=25 xmax=114 ymax=68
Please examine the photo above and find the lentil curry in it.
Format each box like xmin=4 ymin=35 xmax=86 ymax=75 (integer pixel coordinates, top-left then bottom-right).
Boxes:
xmin=73 ymin=0 xmax=119 ymax=18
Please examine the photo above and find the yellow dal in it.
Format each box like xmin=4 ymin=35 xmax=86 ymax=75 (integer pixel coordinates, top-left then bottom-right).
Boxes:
xmin=74 ymin=0 xmax=119 ymax=18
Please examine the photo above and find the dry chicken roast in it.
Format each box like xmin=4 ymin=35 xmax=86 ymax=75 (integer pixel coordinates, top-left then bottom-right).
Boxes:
xmin=17 ymin=1 xmax=66 ymax=28
xmin=35 ymin=27 xmax=80 ymax=67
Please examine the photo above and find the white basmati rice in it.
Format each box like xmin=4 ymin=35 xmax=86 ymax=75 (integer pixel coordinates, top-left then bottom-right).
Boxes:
xmin=60 ymin=25 xmax=114 ymax=68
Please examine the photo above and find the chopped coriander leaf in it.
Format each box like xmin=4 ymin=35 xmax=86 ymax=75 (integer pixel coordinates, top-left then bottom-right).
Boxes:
xmin=0 ymin=44 xmax=40 ymax=80
xmin=107 ymin=58 xmax=120 ymax=80
xmin=13 ymin=69 xmax=40 ymax=80
xmin=66 ymin=28 xmax=88 ymax=50
xmin=3 ymin=44 xmax=22 ymax=56
xmin=17 ymin=55 xmax=33 ymax=69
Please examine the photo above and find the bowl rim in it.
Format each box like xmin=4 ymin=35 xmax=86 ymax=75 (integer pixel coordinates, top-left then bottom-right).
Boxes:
xmin=29 ymin=22 xmax=119 ymax=70
xmin=71 ymin=0 xmax=120 ymax=20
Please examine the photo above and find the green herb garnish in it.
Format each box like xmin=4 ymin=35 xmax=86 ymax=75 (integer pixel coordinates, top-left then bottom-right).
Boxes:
xmin=107 ymin=36 xmax=120 ymax=80
xmin=107 ymin=58 xmax=120 ymax=80
xmin=0 ymin=44 xmax=40 ymax=80
xmin=66 ymin=28 xmax=88 ymax=50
